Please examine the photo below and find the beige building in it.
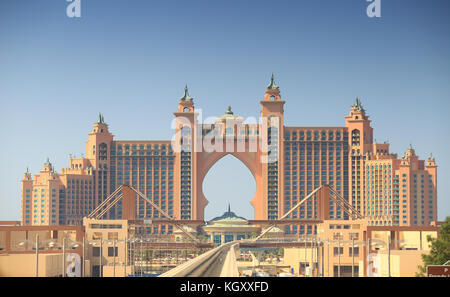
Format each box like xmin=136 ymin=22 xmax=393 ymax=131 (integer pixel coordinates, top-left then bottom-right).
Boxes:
xmin=0 ymin=218 xmax=442 ymax=277
xmin=0 ymin=223 xmax=84 ymax=277
xmin=201 ymin=207 xmax=261 ymax=245
xmin=284 ymin=219 xmax=367 ymax=277
xmin=21 ymin=157 xmax=96 ymax=226
xmin=283 ymin=220 xmax=440 ymax=277
xmin=21 ymin=79 xmax=439 ymax=236
xmin=83 ymin=218 xmax=132 ymax=277
xmin=374 ymin=250 xmax=427 ymax=277
xmin=0 ymin=253 xmax=64 ymax=277
xmin=364 ymin=146 xmax=437 ymax=227
xmin=0 ymin=219 xmax=133 ymax=277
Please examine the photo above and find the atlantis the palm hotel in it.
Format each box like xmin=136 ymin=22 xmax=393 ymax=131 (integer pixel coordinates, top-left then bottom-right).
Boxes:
xmin=0 ymin=75 xmax=441 ymax=277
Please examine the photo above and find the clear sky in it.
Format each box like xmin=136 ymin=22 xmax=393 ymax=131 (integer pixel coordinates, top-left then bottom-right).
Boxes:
xmin=0 ymin=0 xmax=449 ymax=221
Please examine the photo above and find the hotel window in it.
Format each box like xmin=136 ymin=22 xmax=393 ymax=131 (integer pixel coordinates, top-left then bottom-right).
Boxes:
xmin=349 ymin=247 xmax=359 ymax=256
xmin=333 ymin=247 xmax=344 ymax=256
xmin=108 ymin=247 xmax=118 ymax=257
xmin=92 ymin=247 xmax=100 ymax=257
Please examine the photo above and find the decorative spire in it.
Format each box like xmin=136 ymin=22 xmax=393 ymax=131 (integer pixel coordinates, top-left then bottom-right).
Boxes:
xmin=353 ymin=97 xmax=365 ymax=111
xmin=46 ymin=157 xmax=50 ymax=165
xmin=96 ymin=113 xmax=106 ymax=124
xmin=228 ymin=203 xmax=231 ymax=213
xmin=405 ymin=143 xmax=416 ymax=158
xmin=26 ymin=167 xmax=29 ymax=174
xmin=267 ymin=73 xmax=279 ymax=90
xmin=180 ymin=84 xmax=193 ymax=101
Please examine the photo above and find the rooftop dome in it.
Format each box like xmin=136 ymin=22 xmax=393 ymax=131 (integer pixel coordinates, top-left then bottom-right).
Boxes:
xmin=217 ymin=106 xmax=242 ymax=121
xmin=209 ymin=204 xmax=247 ymax=222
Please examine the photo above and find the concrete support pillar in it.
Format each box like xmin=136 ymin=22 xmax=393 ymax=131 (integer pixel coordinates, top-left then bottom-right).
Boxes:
xmin=121 ymin=185 xmax=136 ymax=220
xmin=317 ymin=186 xmax=330 ymax=220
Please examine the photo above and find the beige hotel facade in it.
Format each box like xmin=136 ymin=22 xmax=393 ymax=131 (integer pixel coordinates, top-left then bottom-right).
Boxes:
xmin=21 ymin=76 xmax=438 ymax=234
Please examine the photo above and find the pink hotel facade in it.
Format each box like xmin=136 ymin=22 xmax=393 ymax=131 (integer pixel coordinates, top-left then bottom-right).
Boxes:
xmin=20 ymin=77 xmax=438 ymax=234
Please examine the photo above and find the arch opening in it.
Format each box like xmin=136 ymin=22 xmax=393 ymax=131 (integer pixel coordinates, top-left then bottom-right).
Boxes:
xmin=202 ymin=154 xmax=256 ymax=220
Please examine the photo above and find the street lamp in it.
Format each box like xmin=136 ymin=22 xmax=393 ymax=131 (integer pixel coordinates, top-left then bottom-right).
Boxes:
xmin=311 ymin=237 xmax=314 ymax=276
xmin=87 ymin=237 xmax=131 ymax=277
xmin=139 ymin=238 xmax=144 ymax=277
xmin=19 ymin=234 xmax=40 ymax=277
xmin=86 ymin=238 xmax=104 ymax=277
xmin=311 ymin=237 xmax=317 ymax=277
xmin=18 ymin=236 xmax=63 ymax=277
xmin=124 ymin=236 xmax=128 ymax=277
xmin=62 ymin=238 xmax=65 ymax=277
xmin=113 ymin=239 xmax=116 ymax=277
xmin=128 ymin=237 xmax=142 ymax=277
xmin=337 ymin=237 xmax=341 ymax=277
xmin=388 ymin=236 xmax=391 ymax=277
xmin=60 ymin=237 xmax=81 ymax=277
xmin=104 ymin=239 xmax=119 ymax=277
xmin=366 ymin=238 xmax=389 ymax=277
xmin=316 ymin=238 xmax=325 ymax=277
xmin=328 ymin=238 xmax=347 ymax=277
xmin=370 ymin=238 xmax=405 ymax=277
xmin=351 ymin=237 xmax=355 ymax=277
xmin=129 ymin=237 xmax=137 ymax=276
xmin=311 ymin=237 xmax=319 ymax=277
xmin=43 ymin=237 xmax=82 ymax=277
xmin=322 ymin=239 xmax=330 ymax=277
xmin=303 ymin=236 xmax=308 ymax=276
xmin=100 ymin=238 xmax=103 ymax=277
xmin=349 ymin=238 xmax=366 ymax=277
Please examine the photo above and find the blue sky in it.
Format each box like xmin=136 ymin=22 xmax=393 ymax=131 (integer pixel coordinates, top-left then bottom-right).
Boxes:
xmin=0 ymin=0 xmax=449 ymax=220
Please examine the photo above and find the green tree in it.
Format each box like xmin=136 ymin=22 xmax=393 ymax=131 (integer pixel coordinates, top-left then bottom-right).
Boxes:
xmin=417 ymin=216 xmax=450 ymax=276
xmin=197 ymin=234 xmax=210 ymax=242
xmin=276 ymin=247 xmax=284 ymax=257
xmin=250 ymin=232 xmax=259 ymax=239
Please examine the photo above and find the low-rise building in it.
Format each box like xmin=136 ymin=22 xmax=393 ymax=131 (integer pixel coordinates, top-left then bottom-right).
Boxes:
xmin=283 ymin=220 xmax=440 ymax=277
xmin=0 ymin=222 xmax=84 ymax=277
xmin=201 ymin=206 xmax=260 ymax=245
xmin=83 ymin=218 xmax=132 ymax=277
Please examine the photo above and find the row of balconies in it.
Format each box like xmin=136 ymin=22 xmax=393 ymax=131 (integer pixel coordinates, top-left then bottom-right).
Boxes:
xmin=284 ymin=137 xmax=345 ymax=142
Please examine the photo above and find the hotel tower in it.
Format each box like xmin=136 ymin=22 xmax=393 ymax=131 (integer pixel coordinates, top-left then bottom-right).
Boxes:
xmin=21 ymin=76 xmax=438 ymax=235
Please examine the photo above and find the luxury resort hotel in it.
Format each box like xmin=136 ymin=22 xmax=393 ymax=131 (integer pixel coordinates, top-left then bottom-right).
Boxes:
xmin=20 ymin=75 xmax=438 ymax=238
